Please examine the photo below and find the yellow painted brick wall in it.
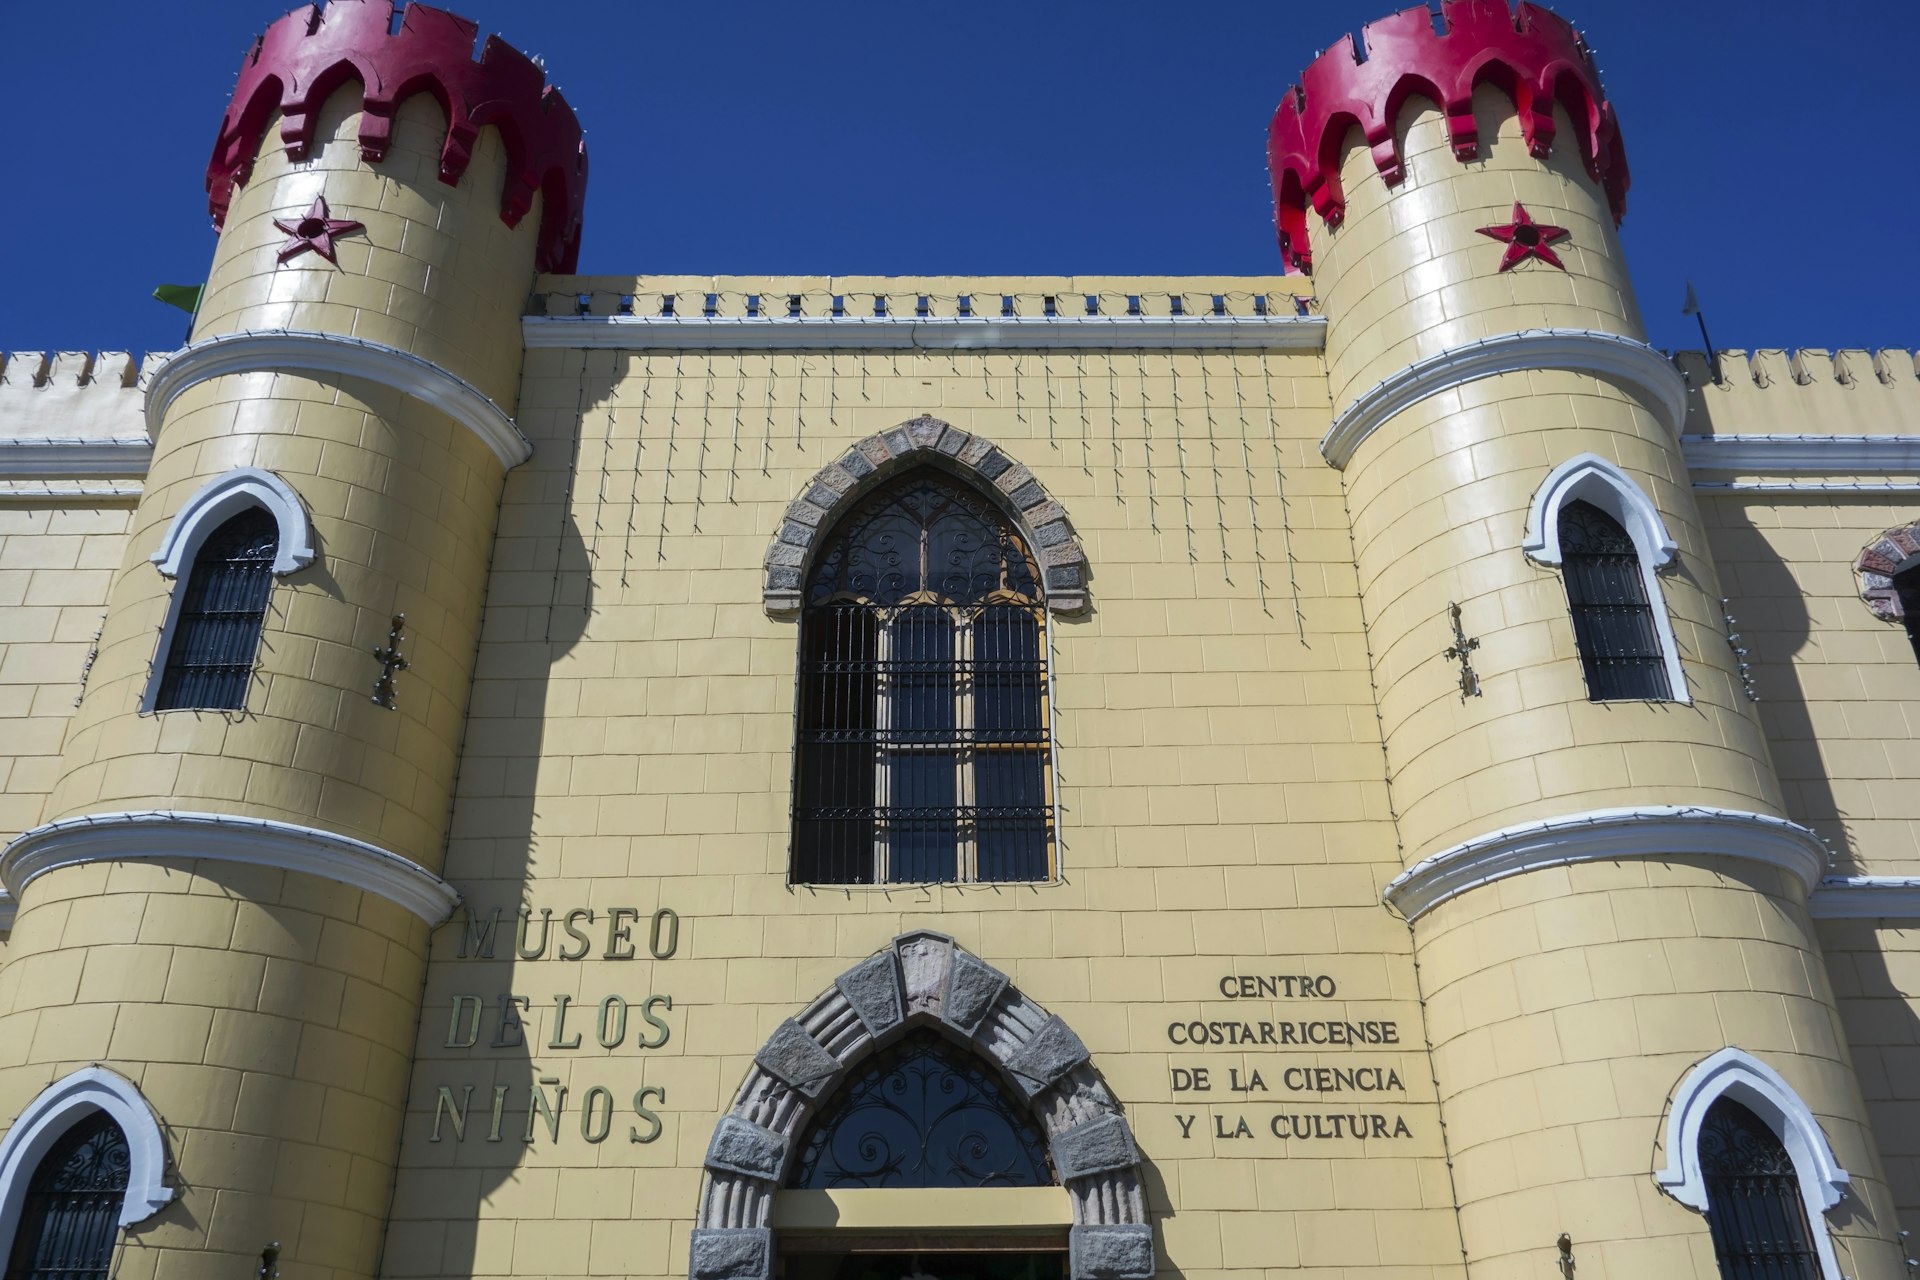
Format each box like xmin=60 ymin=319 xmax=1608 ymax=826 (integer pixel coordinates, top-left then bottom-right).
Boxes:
xmin=380 ymin=303 xmax=1470 ymax=1280
xmin=0 ymin=503 xmax=129 ymax=839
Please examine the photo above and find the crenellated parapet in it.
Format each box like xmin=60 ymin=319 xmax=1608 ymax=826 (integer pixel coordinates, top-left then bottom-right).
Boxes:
xmin=1676 ymin=349 xmax=1920 ymax=443
xmin=0 ymin=351 xmax=159 ymax=463
xmin=1267 ymin=0 xmax=1627 ymax=271
xmin=206 ymin=0 xmax=588 ymax=271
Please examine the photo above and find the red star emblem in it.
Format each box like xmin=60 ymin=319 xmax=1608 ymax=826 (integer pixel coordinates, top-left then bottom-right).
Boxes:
xmin=1476 ymin=202 xmax=1569 ymax=272
xmin=273 ymin=196 xmax=364 ymax=266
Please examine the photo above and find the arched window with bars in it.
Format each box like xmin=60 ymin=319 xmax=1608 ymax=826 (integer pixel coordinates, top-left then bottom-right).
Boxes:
xmin=1698 ymin=1097 xmax=1822 ymax=1279
xmin=1557 ymin=499 xmax=1672 ymax=701
xmin=151 ymin=506 xmax=279 ymax=712
xmin=2 ymin=1111 xmax=129 ymax=1279
xmin=792 ymin=469 xmax=1053 ymax=885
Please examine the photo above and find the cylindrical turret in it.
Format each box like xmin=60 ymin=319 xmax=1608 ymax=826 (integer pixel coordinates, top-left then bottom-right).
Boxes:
xmin=1274 ymin=4 xmax=1903 ymax=1275
xmin=0 ymin=4 xmax=584 ymax=1275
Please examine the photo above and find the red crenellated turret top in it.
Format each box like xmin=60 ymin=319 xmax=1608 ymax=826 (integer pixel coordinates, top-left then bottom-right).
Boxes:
xmin=206 ymin=0 xmax=588 ymax=273
xmin=1267 ymin=1 xmax=1627 ymax=273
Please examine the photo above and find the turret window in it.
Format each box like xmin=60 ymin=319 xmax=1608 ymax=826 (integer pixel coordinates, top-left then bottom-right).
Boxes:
xmin=152 ymin=507 xmax=278 ymax=712
xmin=3 ymin=1110 xmax=129 ymax=1280
xmin=1524 ymin=452 xmax=1688 ymax=704
xmin=1558 ymin=500 xmax=1672 ymax=701
xmin=1698 ymin=1097 xmax=1821 ymax=1279
xmin=792 ymin=470 xmax=1053 ymax=885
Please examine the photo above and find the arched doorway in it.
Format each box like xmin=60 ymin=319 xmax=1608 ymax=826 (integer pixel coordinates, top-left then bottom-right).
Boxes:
xmin=692 ymin=932 xmax=1153 ymax=1280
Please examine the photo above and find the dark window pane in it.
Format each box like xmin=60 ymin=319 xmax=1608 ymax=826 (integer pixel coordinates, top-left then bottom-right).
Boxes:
xmin=1558 ymin=500 xmax=1672 ymax=701
xmin=976 ymin=748 xmax=1049 ymax=881
xmin=975 ymin=607 xmax=1043 ymax=740
xmin=154 ymin=507 xmax=278 ymax=711
xmin=5 ymin=1111 xmax=129 ymax=1280
xmin=890 ymin=607 xmax=954 ymax=737
xmin=1895 ymin=565 xmax=1920 ymax=666
xmin=886 ymin=751 xmax=957 ymax=883
xmin=1699 ymin=1099 xmax=1821 ymax=1280
xmin=788 ymin=1030 xmax=1054 ymax=1189
xmin=794 ymin=607 xmax=878 ymax=884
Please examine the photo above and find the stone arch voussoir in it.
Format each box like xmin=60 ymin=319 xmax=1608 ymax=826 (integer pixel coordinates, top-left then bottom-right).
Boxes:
xmin=1855 ymin=520 xmax=1920 ymax=622
xmin=690 ymin=931 xmax=1152 ymax=1280
xmin=761 ymin=417 xmax=1090 ymax=617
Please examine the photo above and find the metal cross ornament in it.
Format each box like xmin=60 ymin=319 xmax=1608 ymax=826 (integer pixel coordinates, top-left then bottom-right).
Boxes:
xmin=273 ymin=195 xmax=364 ymax=265
xmin=371 ymin=614 xmax=410 ymax=709
xmin=1444 ymin=601 xmax=1483 ymax=701
xmin=1476 ymin=202 xmax=1569 ymax=272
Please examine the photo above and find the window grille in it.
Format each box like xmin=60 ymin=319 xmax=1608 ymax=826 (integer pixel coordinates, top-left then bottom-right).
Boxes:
xmin=1557 ymin=500 xmax=1672 ymax=700
xmin=1699 ymin=1098 xmax=1820 ymax=1280
xmin=3 ymin=1111 xmax=129 ymax=1280
xmin=793 ymin=471 xmax=1051 ymax=884
xmin=787 ymin=1029 xmax=1054 ymax=1189
xmin=153 ymin=507 xmax=278 ymax=711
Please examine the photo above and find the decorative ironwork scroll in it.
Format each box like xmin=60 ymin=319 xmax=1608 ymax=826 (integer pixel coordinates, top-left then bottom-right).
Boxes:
xmin=788 ymin=1030 xmax=1054 ymax=1190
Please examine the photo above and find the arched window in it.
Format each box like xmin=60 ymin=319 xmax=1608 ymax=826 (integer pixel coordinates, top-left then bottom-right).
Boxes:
xmin=788 ymin=1029 xmax=1054 ymax=1190
xmin=793 ymin=470 xmax=1051 ymax=885
xmin=1698 ymin=1097 xmax=1821 ymax=1278
xmin=1524 ymin=453 xmax=1686 ymax=703
xmin=151 ymin=506 xmax=278 ymax=711
xmin=1558 ymin=500 xmax=1672 ymax=700
xmin=3 ymin=1111 xmax=129 ymax=1279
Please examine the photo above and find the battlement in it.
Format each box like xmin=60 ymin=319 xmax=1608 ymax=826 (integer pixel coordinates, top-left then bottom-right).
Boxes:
xmin=1675 ymin=349 xmax=1920 ymax=442
xmin=207 ymin=0 xmax=587 ymax=271
xmin=0 ymin=352 xmax=159 ymax=483
xmin=1268 ymin=1 xmax=1627 ymax=272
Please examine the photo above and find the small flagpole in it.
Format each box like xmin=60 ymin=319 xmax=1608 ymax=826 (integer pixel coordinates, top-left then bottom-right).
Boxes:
xmin=1682 ymin=281 xmax=1720 ymax=385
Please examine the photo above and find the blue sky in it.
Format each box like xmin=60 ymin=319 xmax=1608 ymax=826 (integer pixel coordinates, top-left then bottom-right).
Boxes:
xmin=3 ymin=1 xmax=1913 ymax=357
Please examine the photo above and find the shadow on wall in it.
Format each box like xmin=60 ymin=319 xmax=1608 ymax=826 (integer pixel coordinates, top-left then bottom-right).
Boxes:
xmin=381 ymin=354 xmax=614 ymax=1280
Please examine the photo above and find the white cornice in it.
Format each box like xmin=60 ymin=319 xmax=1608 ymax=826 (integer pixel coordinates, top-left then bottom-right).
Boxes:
xmin=0 ymin=438 xmax=151 ymax=478
xmin=1384 ymin=805 xmax=1828 ymax=921
xmin=1 ymin=811 xmax=460 ymax=925
xmin=1322 ymin=329 xmax=1688 ymax=469
xmin=1808 ymin=876 xmax=1920 ymax=920
xmin=522 ymin=313 xmax=1328 ymax=352
xmin=1682 ymin=434 xmax=1920 ymax=475
xmin=144 ymin=330 xmax=531 ymax=468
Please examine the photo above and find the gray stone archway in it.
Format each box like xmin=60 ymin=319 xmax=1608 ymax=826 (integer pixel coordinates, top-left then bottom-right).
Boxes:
xmin=761 ymin=417 xmax=1090 ymax=616
xmin=690 ymin=932 xmax=1153 ymax=1280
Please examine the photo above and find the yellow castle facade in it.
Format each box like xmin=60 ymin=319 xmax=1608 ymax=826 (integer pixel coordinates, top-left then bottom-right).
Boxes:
xmin=1 ymin=3 xmax=1918 ymax=1279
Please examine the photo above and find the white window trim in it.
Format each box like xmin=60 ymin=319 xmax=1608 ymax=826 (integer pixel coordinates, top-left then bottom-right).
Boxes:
xmin=149 ymin=466 xmax=313 ymax=578
xmin=1654 ymin=1047 xmax=1849 ymax=1279
xmin=0 ymin=1066 xmax=173 ymax=1257
xmin=142 ymin=467 xmax=312 ymax=714
xmin=1523 ymin=452 xmax=1689 ymax=702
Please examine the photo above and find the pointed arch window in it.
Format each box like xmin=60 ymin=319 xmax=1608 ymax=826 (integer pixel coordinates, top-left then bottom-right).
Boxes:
xmin=793 ymin=470 xmax=1052 ymax=885
xmin=1699 ymin=1097 xmax=1821 ymax=1279
xmin=152 ymin=506 xmax=278 ymax=711
xmin=1558 ymin=500 xmax=1672 ymax=700
xmin=788 ymin=1029 xmax=1054 ymax=1190
xmin=2 ymin=1111 xmax=129 ymax=1280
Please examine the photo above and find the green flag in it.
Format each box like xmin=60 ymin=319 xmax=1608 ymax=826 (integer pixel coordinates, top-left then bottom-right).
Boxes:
xmin=152 ymin=283 xmax=203 ymax=315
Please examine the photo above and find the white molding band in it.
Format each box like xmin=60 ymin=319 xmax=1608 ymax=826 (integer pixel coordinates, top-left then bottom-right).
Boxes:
xmin=1384 ymin=805 xmax=1827 ymax=921
xmin=523 ymin=313 xmax=1328 ymax=352
xmin=1809 ymin=876 xmax=1920 ymax=920
xmin=1655 ymin=1048 xmax=1849 ymax=1279
xmin=1683 ymin=434 xmax=1920 ymax=475
xmin=1323 ymin=328 xmax=1689 ymax=469
xmin=1 ymin=811 xmax=460 ymax=925
xmin=150 ymin=467 xmax=314 ymax=577
xmin=0 ymin=1067 xmax=173 ymax=1249
xmin=0 ymin=438 xmax=152 ymax=478
xmin=143 ymin=330 xmax=530 ymax=468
